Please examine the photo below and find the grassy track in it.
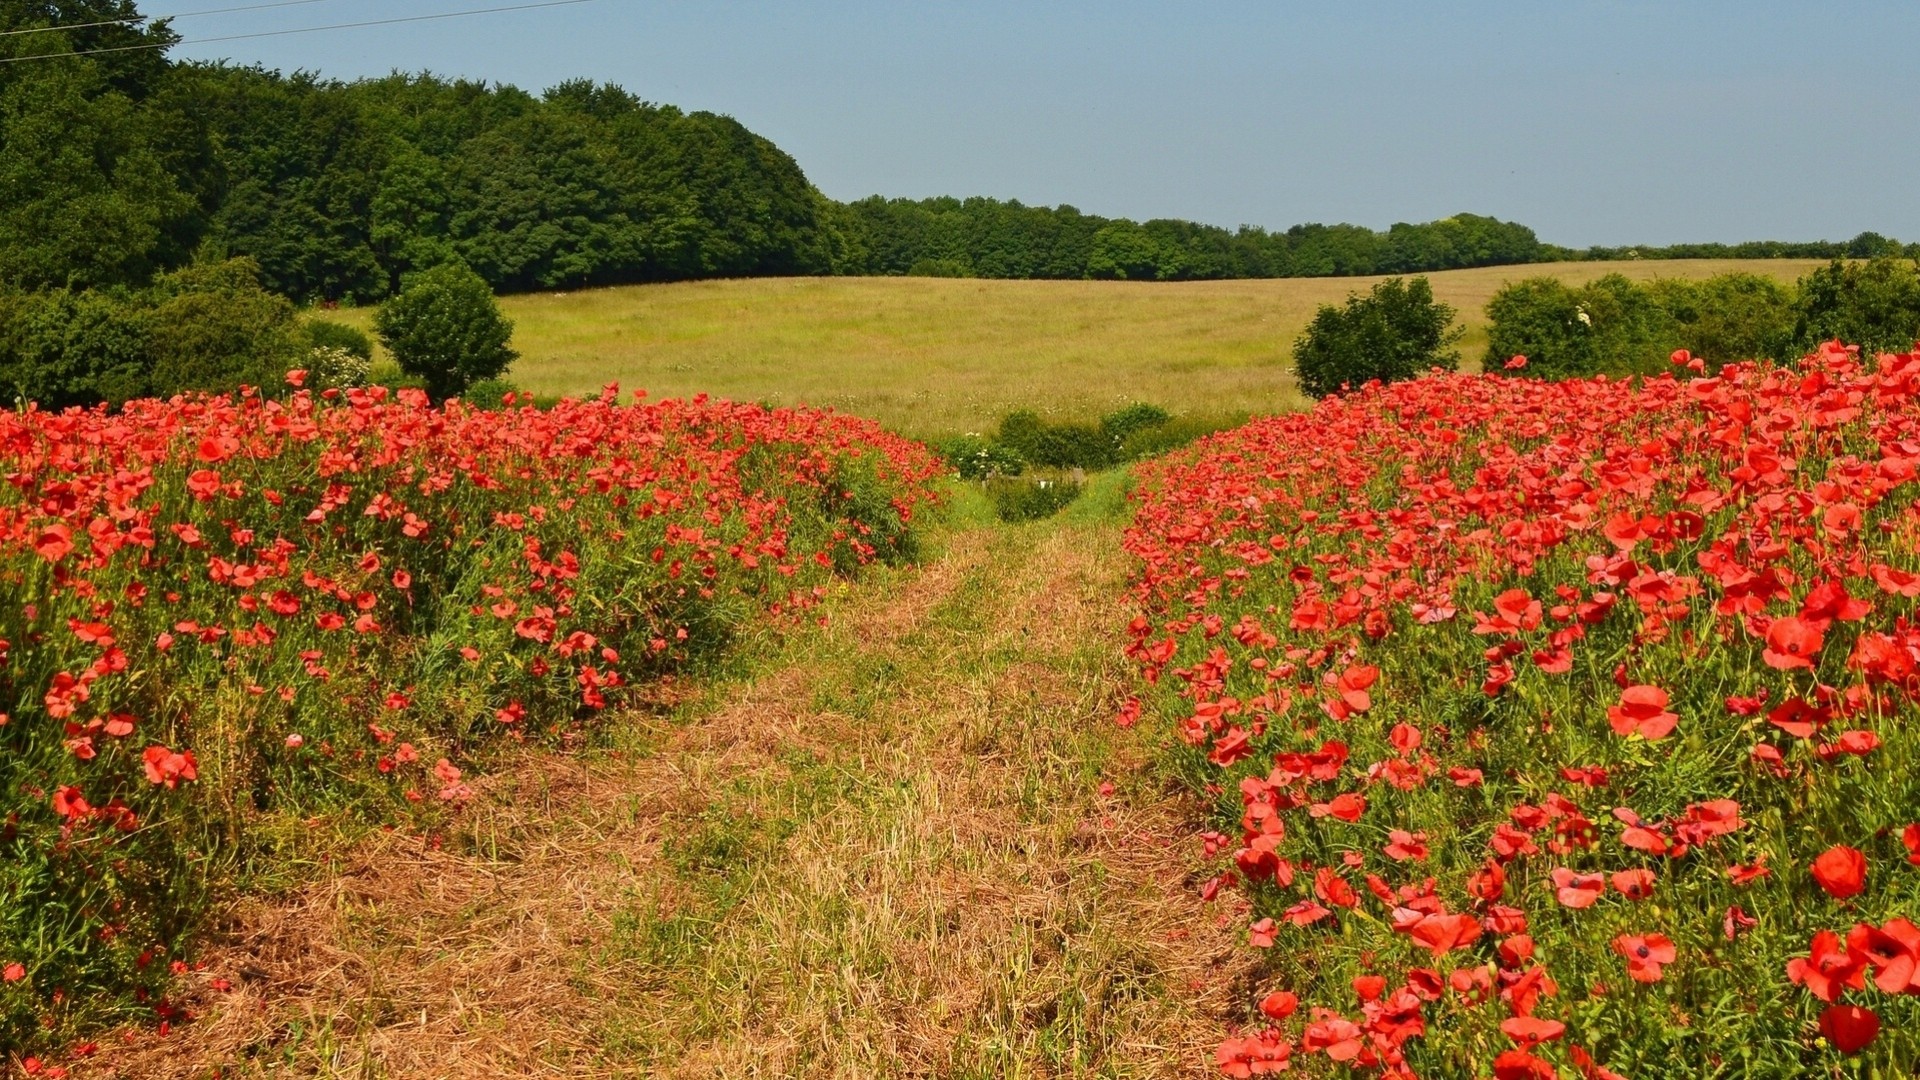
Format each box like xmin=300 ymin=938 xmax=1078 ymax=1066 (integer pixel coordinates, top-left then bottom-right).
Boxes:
xmin=330 ymin=260 xmax=1823 ymax=435
xmin=91 ymin=477 xmax=1246 ymax=1079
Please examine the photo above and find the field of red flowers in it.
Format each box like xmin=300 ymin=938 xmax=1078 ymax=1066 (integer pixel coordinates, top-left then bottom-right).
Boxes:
xmin=1124 ymin=345 xmax=1920 ymax=1077
xmin=0 ymin=381 xmax=940 ymax=1051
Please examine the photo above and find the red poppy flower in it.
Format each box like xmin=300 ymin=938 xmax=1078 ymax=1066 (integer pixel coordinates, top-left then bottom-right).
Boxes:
xmin=1810 ymin=845 xmax=1867 ymax=899
xmin=1552 ymin=868 xmax=1605 ymax=909
xmin=1763 ymin=616 xmax=1824 ymax=670
xmin=1407 ymin=912 xmax=1482 ymax=957
xmin=1787 ymin=930 xmax=1868 ymax=1002
xmin=1611 ymin=932 xmax=1676 ymax=982
xmin=1847 ymin=921 xmax=1919 ymax=994
xmin=1492 ymin=1049 xmax=1557 ymax=1080
xmin=1819 ymin=1003 xmax=1880 ymax=1055
xmin=1611 ymin=868 xmax=1655 ymax=901
xmin=1606 ymin=685 xmax=1678 ymax=740
xmin=1257 ymin=990 xmax=1298 ymax=1020
xmin=1500 ymin=1016 xmax=1566 ymax=1046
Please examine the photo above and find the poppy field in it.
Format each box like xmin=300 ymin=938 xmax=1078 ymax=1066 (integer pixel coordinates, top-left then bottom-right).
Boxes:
xmin=1123 ymin=344 xmax=1920 ymax=1077
xmin=0 ymin=380 xmax=941 ymax=1050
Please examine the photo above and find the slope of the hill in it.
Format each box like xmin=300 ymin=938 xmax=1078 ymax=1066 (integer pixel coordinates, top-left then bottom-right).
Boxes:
xmin=331 ymin=260 xmax=1824 ymax=435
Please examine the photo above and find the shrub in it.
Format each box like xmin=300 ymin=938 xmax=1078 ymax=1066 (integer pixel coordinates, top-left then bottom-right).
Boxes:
xmin=1292 ymin=276 xmax=1462 ymax=398
xmin=996 ymin=409 xmax=1116 ymax=470
xmin=1647 ymin=272 xmax=1795 ymax=366
xmin=374 ymin=263 xmax=518 ymax=399
xmin=1099 ymin=402 xmax=1173 ymax=444
xmin=985 ymin=473 xmax=1082 ymax=522
xmin=143 ymin=260 xmax=304 ymax=398
xmin=302 ymin=345 xmax=373 ymax=392
xmin=1791 ymin=257 xmax=1920 ymax=355
xmin=1483 ymin=273 xmax=1674 ymax=379
xmin=0 ymin=288 xmax=152 ymax=408
xmin=460 ymin=377 xmax=524 ymax=410
xmin=935 ymin=433 xmax=1026 ymax=480
xmin=1116 ymin=413 xmax=1240 ymax=460
xmin=299 ymin=318 xmax=375 ymax=361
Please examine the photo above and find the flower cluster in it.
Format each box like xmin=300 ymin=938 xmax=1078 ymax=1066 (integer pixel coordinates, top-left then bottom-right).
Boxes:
xmin=1124 ymin=345 xmax=1920 ymax=1076
xmin=0 ymin=382 xmax=939 ymax=1047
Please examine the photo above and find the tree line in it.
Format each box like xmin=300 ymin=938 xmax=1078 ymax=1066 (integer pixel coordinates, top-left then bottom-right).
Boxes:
xmin=5 ymin=0 xmax=1915 ymax=308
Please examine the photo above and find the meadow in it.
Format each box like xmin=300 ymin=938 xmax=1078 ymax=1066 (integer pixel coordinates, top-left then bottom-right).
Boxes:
xmin=330 ymin=260 xmax=1825 ymax=436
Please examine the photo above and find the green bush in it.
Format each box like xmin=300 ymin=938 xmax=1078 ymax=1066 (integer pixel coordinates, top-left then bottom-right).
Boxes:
xmin=0 ymin=259 xmax=303 ymax=407
xmin=1292 ymin=276 xmax=1462 ymax=398
xmin=1483 ymin=273 xmax=1675 ymax=379
xmin=1791 ymin=257 xmax=1920 ymax=355
xmin=374 ymin=263 xmax=518 ymax=399
xmin=1647 ymin=272 xmax=1795 ymax=366
xmin=935 ymin=433 xmax=1027 ymax=479
xmin=460 ymin=377 xmax=524 ymax=409
xmin=143 ymin=260 xmax=303 ymax=398
xmin=996 ymin=409 xmax=1116 ymax=470
xmin=0 ymin=288 xmax=152 ymax=408
xmin=986 ymin=474 xmax=1083 ymax=522
xmin=1099 ymin=402 xmax=1172 ymax=443
xmin=300 ymin=318 xmax=375 ymax=361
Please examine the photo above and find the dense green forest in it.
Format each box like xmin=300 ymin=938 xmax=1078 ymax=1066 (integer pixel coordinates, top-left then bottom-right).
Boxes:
xmin=5 ymin=0 xmax=1564 ymax=298
xmin=5 ymin=0 xmax=1916 ymax=307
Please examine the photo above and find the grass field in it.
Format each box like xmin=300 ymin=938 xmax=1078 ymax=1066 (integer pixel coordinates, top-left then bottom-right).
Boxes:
xmin=332 ymin=260 xmax=1826 ymax=436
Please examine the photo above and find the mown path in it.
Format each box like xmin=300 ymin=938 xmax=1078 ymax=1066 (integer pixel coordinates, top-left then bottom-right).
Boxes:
xmin=93 ymin=487 xmax=1247 ymax=1078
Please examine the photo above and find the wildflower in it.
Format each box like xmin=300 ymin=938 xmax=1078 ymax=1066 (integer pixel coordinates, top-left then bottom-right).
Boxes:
xmin=1611 ymin=932 xmax=1676 ymax=983
xmin=1810 ymin=845 xmax=1866 ymax=899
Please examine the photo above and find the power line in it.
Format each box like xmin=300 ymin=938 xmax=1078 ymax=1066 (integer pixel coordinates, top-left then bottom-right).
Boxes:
xmin=0 ymin=1 xmax=340 ymax=39
xmin=0 ymin=0 xmax=601 ymax=63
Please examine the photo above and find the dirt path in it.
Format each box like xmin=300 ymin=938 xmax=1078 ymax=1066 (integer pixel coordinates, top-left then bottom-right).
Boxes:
xmin=87 ymin=509 xmax=1247 ymax=1078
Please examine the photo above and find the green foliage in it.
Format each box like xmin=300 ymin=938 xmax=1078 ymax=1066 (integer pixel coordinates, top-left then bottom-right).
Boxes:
xmin=937 ymin=403 xmax=1221 ymax=481
xmin=0 ymin=287 xmax=150 ymax=407
xmin=1292 ymin=277 xmax=1463 ymax=397
xmin=985 ymin=473 xmax=1082 ymax=522
xmin=142 ymin=259 xmax=301 ymax=397
xmin=1100 ymin=402 xmax=1173 ymax=441
xmin=934 ymin=434 xmax=1026 ymax=480
xmin=1646 ymin=272 xmax=1796 ymax=365
xmin=460 ymin=377 xmax=524 ymax=409
xmin=0 ymin=258 xmax=298 ymax=407
xmin=834 ymin=197 xmax=1551 ymax=281
xmin=299 ymin=318 xmax=374 ymax=361
xmin=1791 ymin=257 xmax=1920 ymax=356
xmin=1484 ymin=265 xmax=1917 ymax=381
xmin=1484 ymin=274 xmax=1678 ymax=380
xmin=0 ymin=6 xmax=198 ymax=292
xmin=996 ymin=409 xmax=1115 ymax=470
xmin=1116 ymin=413 xmax=1239 ymax=460
xmin=374 ymin=263 xmax=518 ymax=399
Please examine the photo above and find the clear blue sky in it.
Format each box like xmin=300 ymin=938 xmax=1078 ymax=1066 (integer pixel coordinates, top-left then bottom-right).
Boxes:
xmin=157 ymin=1 xmax=1920 ymax=248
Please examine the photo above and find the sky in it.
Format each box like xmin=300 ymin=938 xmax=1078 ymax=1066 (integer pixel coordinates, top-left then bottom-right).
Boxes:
xmin=157 ymin=1 xmax=1920 ymax=248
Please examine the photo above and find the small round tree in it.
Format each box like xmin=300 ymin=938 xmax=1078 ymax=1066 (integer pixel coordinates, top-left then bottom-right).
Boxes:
xmin=1292 ymin=276 xmax=1462 ymax=398
xmin=373 ymin=263 xmax=517 ymax=399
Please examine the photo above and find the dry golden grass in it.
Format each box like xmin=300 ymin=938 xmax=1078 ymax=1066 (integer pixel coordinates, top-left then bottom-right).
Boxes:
xmin=83 ymin=496 xmax=1248 ymax=1079
xmin=330 ymin=260 xmax=1825 ymax=436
